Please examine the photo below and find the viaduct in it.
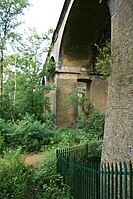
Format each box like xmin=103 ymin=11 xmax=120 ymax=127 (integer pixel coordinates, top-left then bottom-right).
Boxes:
xmin=45 ymin=0 xmax=133 ymax=162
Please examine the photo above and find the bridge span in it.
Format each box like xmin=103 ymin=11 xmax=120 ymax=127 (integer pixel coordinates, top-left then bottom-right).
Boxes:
xmin=45 ymin=0 xmax=133 ymax=163
xmin=45 ymin=0 xmax=111 ymax=126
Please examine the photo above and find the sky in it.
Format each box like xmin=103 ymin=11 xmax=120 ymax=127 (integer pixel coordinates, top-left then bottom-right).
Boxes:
xmin=21 ymin=0 xmax=65 ymax=34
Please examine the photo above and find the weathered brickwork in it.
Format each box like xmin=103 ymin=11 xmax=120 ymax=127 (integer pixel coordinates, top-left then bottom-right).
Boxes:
xmin=102 ymin=0 xmax=133 ymax=162
xmin=89 ymin=79 xmax=108 ymax=112
xmin=55 ymin=77 xmax=78 ymax=126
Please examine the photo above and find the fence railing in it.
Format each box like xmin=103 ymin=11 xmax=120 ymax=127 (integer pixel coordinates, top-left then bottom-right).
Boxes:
xmin=56 ymin=145 xmax=133 ymax=199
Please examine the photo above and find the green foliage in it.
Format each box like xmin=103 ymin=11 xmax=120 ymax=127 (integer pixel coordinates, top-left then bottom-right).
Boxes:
xmin=44 ymin=58 xmax=56 ymax=78
xmin=74 ymin=93 xmax=105 ymax=139
xmin=32 ymin=154 xmax=72 ymax=199
xmin=78 ymin=109 xmax=105 ymax=139
xmin=0 ymin=133 xmax=5 ymax=155
xmin=0 ymin=148 xmax=32 ymax=199
xmin=1 ymin=114 xmax=54 ymax=153
xmin=0 ymin=149 xmax=72 ymax=199
xmin=95 ymin=41 xmax=111 ymax=76
xmin=48 ymin=95 xmax=104 ymax=147
xmin=0 ymin=0 xmax=30 ymax=47
xmin=17 ymin=28 xmax=52 ymax=70
xmin=50 ymin=124 xmax=104 ymax=152
xmin=8 ymin=72 xmax=51 ymax=121
xmin=0 ymin=0 xmax=30 ymax=117
xmin=0 ymin=103 xmax=104 ymax=199
xmin=68 ymin=92 xmax=94 ymax=120
xmin=2 ymin=29 xmax=53 ymax=122
xmin=1 ymin=110 xmax=104 ymax=153
xmin=50 ymin=127 xmax=85 ymax=148
xmin=77 ymin=93 xmax=94 ymax=118
xmin=0 ymin=118 xmax=6 ymax=155
xmin=86 ymin=140 xmax=102 ymax=162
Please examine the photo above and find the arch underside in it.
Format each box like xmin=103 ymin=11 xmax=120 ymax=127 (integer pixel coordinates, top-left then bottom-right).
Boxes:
xmin=60 ymin=0 xmax=111 ymax=71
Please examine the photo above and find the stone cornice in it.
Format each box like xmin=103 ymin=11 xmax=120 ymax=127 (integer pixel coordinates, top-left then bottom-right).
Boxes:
xmin=52 ymin=0 xmax=71 ymax=44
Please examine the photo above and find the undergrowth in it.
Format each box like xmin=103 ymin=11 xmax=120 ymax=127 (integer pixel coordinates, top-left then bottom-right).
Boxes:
xmin=0 ymin=105 xmax=105 ymax=198
xmin=0 ymin=149 xmax=72 ymax=199
xmin=0 ymin=149 xmax=32 ymax=199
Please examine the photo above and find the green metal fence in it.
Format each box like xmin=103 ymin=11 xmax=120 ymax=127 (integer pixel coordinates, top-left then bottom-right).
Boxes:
xmin=56 ymin=145 xmax=133 ymax=199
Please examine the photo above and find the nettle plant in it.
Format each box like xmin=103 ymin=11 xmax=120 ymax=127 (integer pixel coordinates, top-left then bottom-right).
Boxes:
xmin=95 ymin=41 xmax=112 ymax=76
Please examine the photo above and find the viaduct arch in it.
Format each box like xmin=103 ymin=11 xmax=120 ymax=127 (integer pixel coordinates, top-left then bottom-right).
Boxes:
xmin=46 ymin=0 xmax=111 ymax=126
xmin=45 ymin=0 xmax=133 ymax=162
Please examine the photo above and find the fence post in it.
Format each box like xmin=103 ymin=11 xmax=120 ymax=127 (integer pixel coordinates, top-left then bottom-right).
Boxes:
xmin=56 ymin=149 xmax=59 ymax=173
xmin=119 ymin=162 xmax=123 ymax=199
xmin=104 ymin=163 xmax=107 ymax=199
xmin=107 ymin=162 xmax=110 ymax=199
xmin=96 ymin=162 xmax=100 ymax=199
xmin=115 ymin=163 xmax=118 ymax=199
xmin=86 ymin=144 xmax=88 ymax=160
xmin=124 ymin=162 xmax=127 ymax=199
xmin=129 ymin=161 xmax=132 ymax=199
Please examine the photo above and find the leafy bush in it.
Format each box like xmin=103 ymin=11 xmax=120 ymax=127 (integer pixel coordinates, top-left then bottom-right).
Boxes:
xmin=50 ymin=110 xmax=104 ymax=148
xmin=0 ymin=149 xmax=32 ymax=199
xmin=50 ymin=127 xmax=87 ymax=148
xmin=1 ymin=107 xmax=105 ymax=153
xmin=32 ymin=153 xmax=72 ymax=199
xmin=0 ymin=133 xmax=5 ymax=156
xmin=86 ymin=140 xmax=102 ymax=162
xmin=76 ymin=93 xmax=105 ymax=139
xmin=87 ymin=109 xmax=105 ymax=138
xmin=78 ymin=109 xmax=105 ymax=139
xmin=0 ymin=118 xmax=7 ymax=155
xmin=2 ymin=114 xmax=54 ymax=153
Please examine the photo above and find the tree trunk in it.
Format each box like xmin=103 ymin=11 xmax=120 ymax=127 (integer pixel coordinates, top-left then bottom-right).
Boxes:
xmin=13 ymin=55 xmax=17 ymax=121
xmin=0 ymin=57 xmax=3 ymax=117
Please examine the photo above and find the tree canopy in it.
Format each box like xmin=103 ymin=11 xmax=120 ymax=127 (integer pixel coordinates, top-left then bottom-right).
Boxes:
xmin=0 ymin=0 xmax=30 ymax=116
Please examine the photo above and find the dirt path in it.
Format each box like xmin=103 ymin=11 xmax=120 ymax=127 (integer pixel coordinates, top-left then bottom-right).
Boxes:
xmin=24 ymin=154 xmax=44 ymax=168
